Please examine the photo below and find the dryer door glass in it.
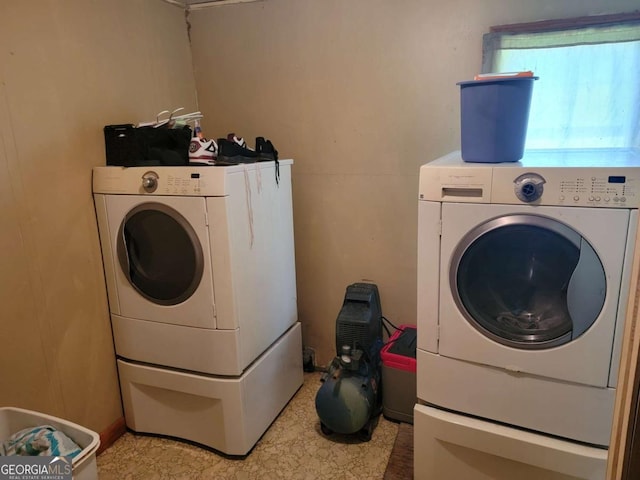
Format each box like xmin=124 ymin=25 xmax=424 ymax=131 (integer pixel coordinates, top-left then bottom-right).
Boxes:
xmin=117 ymin=202 xmax=204 ymax=305
xmin=450 ymin=214 xmax=606 ymax=349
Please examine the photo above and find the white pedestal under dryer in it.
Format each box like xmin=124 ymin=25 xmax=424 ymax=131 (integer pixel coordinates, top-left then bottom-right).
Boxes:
xmin=93 ymin=160 xmax=302 ymax=455
xmin=415 ymin=149 xmax=640 ymax=479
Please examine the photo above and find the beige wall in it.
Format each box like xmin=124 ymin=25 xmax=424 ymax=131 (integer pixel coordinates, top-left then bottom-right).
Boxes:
xmin=0 ymin=0 xmax=197 ymax=433
xmin=189 ymin=0 xmax=639 ymax=365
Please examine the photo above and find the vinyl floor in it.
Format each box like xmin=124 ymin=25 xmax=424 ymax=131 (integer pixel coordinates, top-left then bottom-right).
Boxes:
xmin=97 ymin=372 xmax=400 ymax=480
xmin=383 ymin=422 xmax=414 ymax=480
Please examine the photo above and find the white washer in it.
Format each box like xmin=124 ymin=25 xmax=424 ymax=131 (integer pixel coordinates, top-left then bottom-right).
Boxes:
xmin=93 ymin=161 xmax=302 ymax=455
xmin=416 ymin=150 xmax=640 ymax=478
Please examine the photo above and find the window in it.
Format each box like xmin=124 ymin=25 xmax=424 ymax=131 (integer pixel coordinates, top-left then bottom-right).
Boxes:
xmin=482 ymin=14 xmax=640 ymax=150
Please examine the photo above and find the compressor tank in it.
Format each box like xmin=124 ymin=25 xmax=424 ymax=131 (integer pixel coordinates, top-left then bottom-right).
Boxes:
xmin=315 ymin=349 xmax=380 ymax=435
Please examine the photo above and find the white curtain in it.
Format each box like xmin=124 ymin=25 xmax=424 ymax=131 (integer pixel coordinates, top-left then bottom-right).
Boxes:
xmin=482 ymin=23 xmax=640 ymax=150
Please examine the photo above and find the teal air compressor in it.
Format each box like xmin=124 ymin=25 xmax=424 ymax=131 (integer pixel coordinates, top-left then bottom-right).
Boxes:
xmin=315 ymin=283 xmax=383 ymax=441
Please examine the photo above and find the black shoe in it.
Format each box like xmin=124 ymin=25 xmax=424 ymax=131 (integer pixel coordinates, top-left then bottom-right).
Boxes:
xmin=255 ymin=137 xmax=280 ymax=184
xmin=256 ymin=137 xmax=279 ymax=162
xmin=215 ymin=138 xmax=258 ymax=165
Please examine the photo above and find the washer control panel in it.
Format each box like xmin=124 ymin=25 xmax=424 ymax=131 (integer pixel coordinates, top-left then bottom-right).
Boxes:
xmin=498 ymin=169 xmax=640 ymax=207
xmin=419 ymin=150 xmax=640 ymax=208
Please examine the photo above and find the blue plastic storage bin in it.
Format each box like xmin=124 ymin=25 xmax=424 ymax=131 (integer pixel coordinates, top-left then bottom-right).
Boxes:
xmin=458 ymin=76 xmax=537 ymax=163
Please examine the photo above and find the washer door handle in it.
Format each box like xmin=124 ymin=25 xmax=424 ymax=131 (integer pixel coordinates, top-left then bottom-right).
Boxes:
xmin=567 ymin=237 xmax=606 ymax=339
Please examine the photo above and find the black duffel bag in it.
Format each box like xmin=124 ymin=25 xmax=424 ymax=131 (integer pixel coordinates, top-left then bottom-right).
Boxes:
xmin=104 ymin=124 xmax=192 ymax=167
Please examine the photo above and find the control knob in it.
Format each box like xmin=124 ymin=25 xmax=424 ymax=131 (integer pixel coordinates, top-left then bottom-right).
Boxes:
xmin=142 ymin=171 xmax=159 ymax=193
xmin=514 ymin=173 xmax=546 ymax=203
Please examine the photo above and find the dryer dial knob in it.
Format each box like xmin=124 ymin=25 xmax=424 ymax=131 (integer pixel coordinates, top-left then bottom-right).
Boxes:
xmin=141 ymin=172 xmax=159 ymax=193
xmin=514 ymin=173 xmax=546 ymax=203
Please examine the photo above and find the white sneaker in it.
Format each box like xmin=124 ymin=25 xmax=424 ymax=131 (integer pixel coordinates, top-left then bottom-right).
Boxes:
xmin=189 ymin=138 xmax=218 ymax=165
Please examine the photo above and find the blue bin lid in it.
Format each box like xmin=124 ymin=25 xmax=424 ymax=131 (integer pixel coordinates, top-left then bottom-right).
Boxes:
xmin=458 ymin=76 xmax=538 ymax=87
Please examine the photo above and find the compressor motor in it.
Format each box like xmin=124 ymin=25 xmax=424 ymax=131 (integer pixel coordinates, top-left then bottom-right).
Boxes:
xmin=315 ymin=282 xmax=383 ymax=441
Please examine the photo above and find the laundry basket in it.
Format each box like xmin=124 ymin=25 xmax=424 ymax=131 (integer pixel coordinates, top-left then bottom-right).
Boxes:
xmin=0 ymin=407 xmax=100 ymax=480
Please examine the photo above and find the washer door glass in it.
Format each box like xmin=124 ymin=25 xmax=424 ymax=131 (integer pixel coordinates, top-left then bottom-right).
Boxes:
xmin=117 ymin=202 xmax=204 ymax=305
xmin=451 ymin=214 xmax=606 ymax=349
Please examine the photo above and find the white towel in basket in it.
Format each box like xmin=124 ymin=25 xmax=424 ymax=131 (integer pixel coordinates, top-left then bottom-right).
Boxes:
xmin=3 ymin=425 xmax=82 ymax=458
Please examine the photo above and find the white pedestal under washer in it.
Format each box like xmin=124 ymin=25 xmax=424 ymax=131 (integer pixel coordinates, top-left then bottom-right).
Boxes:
xmin=415 ymin=149 xmax=640 ymax=478
xmin=93 ymin=161 xmax=302 ymax=455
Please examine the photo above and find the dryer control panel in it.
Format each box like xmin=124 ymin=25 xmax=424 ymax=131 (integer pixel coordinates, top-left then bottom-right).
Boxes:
xmin=93 ymin=166 xmax=230 ymax=195
xmin=92 ymin=162 xmax=291 ymax=196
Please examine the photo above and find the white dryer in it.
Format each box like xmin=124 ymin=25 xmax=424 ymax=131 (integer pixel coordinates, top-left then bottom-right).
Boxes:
xmin=415 ymin=150 xmax=640 ymax=478
xmin=93 ymin=161 xmax=302 ymax=455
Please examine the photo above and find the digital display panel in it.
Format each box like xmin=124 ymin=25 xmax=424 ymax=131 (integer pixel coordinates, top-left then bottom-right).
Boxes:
xmin=191 ymin=173 xmax=200 ymax=179
xmin=608 ymin=176 xmax=626 ymax=184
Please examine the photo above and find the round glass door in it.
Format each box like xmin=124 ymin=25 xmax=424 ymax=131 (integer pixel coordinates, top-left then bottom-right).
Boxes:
xmin=450 ymin=214 xmax=606 ymax=349
xmin=117 ymin=202 xmax=204 ymax=305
